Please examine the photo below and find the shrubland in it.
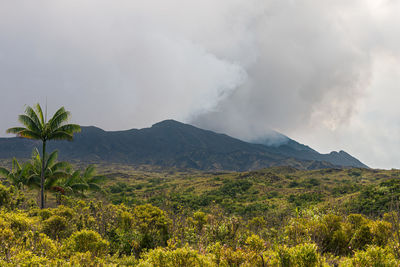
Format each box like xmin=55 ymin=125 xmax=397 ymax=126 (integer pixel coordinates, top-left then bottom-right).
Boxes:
xmin=1 ymin=163 xmax=400 ymax=266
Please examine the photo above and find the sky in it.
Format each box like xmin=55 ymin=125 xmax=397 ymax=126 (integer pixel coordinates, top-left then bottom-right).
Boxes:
xmin=0 ymin=0 xmax=399 ymax=169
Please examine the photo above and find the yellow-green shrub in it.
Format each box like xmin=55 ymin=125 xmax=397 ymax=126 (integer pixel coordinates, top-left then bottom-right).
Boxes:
xmin=42 ymin=215 xmax=71 ymax=240
xmin=137 ymin=246 xmax=214 ymax=267
xmin=39 ymin=209 xmax=53 ymax=220
xmin=1 ymin=211 xmax=36 ymax=235
xmin=65 ymin=229 xmax=109 ymax=257
xmin=347 ymin=246 xmax=399 ymax=266
xmin=53 ymin=205 xmax=75 ymax=220
xmin=278 ymin=243 xmax=322 ymax=267
xmin=133 ymin=204 xmax=171 ymax=250
xmin=25 ymin=231 xmax=58 ymax=258
xmin=370 ymin=220 xmax=392 ymax=247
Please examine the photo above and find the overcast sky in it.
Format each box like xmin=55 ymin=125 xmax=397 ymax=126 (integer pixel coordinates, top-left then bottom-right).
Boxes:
xmin=1 ymin=0 xmax=400 ymax=169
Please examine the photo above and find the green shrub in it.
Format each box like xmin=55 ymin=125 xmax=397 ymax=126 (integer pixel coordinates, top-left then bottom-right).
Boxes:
xmin=0 ymin=184 xmax=12 ymax=208
xmin=38 ymin=209 xmax=53 ymax=221
xmin=133 ymin=204 xmax=171 ymax=250
xmin=68 ymin=251 xmax=108 ymax=266
xmin=2 ymin=212 xmax=34 ymax=235
xmin=25 ymin=232 xmax=58 ymax=258
xmin=65 ymin=230 xmax=109 ymax=257
xmin=42 ymin=215 xmax=71 ymax=240
xmin=137 ymin=246 xmax=214 ymax=267
xmin=370 ymin=221 xmax=392 ymax=247
xmin=278 ymin=243 xmax=322 ymax=267
xmin=53 ymin=205 xmax=75 ymax=220
xmin=349 ymin=225 xmax=373 ymax=250
xmin=349 ymin=246 xmax=399 ymax=266
xmin=8 ymin=251 xmax=52 ymax=266
xmin=0 ymin=185 xmax=23 ymax=210
xmin=0 ymin=225 xmax=14 ymax=260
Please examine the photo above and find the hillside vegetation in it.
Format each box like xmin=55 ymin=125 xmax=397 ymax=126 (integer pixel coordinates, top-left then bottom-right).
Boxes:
xmin=1 ymin=162 xmax=400 ymax=266
xmin=0 ymin=120 xmax=367 ymax=170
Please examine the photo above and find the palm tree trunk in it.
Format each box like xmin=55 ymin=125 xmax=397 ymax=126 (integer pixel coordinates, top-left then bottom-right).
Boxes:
xmin=40 ymin=140 xmax=46 ymax=209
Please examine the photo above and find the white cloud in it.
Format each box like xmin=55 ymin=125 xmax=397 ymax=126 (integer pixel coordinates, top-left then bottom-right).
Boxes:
xmin=1 ymin=0 xmax=400 ymax=168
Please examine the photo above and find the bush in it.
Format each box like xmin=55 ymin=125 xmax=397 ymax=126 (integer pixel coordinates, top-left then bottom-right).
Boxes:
xmin=137 ymin=246 xmax=214 ymax=267
xmin=65 ymin=230 xmax=109 ymax=257
xmin=370 ymin=221 xmax=392 ymax=247
xmin=0 ymin=224 xmax=14 ymax=260
xmin=42 ymin=215 xmax=71 ymax=240
xmin=133 ymin=204 xmax=171 ymax=250
xmin=38 ymin=209 xmax=53 ymax=221
xmin=0 ymin=184 xmax=12 ymax=208
xmin=349 ymin=246 xmax=399 ymax=266
xmin=0 ymin=185 xmax=24 ymax=210
xmin=278 ymin=243 xmax=322 ymax=267
xmin=349 ymin=225 xmax=373 ymax=250
xmin=26 ymin=232 xmax=58 ymax=258
xmin=1 ymin=212 xmax=35 ymax=235
xmin=53 ymin=205 xmax=75 ymax=220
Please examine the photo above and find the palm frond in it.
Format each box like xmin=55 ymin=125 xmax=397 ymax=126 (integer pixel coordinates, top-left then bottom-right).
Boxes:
xmin=51 ymin=171 xmax=69 ymax=179
xmin=33 ymin=154 xmax=42 ymax=171
xmin=16 ymin=130 xmax=42 ymax=140
xmin=45 ymin=150 xmax=59 ymax=170
xmin=12 ymin=158 xmax=22 ymax=171
xmin=70 ymin=170 xmax=81 ymax=180
xmin=18 ymin=115 xmax=41 ymax=133
xmin=20 ymin=163 xmax=32 ymax=177
xmin=47 ymin=131 xmax=73 ymax=141
xmin=88 ymin=183 xmax=102 ymax=191
xmin=55 ymin=124 xmax=81 ymax=134
xmin=52 ymin=161 xmax=71 ymax=171
xmin=34 ymin=103 xmax=45 ymax=124
xmin=88 ymin=175 xmax=107 ymax=184
xmin=83 ymin=165 xmax=96 ymax=179
xmin=26 ymin=174 xmax=40 ymax=188
xmin=6 ymin=127 xmax=26 ymax=134
xmin=48 ymin=108 xmax=70 ymax=131
xmin=25 ymin=106 xmax=43 ymax=130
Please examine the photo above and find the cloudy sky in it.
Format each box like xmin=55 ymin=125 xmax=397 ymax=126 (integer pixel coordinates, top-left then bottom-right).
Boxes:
xmin=1 ymin=0 xmax=399 ymax=169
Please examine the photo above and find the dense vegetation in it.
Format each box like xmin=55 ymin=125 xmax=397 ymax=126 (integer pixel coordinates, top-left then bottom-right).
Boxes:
xmin=1 ymin=160 xmax=400 ymax=266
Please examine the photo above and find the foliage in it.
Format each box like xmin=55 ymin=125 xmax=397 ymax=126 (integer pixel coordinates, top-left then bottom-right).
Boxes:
xmin=0 ymin=166 xmax=400 ymax=265
xmin=6 ymin=103 xmax=81 ymax=208
xmin=65 ymin=230 xmax=109 ymax=257
xmin=137 ymin=246 xmax=214 ymax=267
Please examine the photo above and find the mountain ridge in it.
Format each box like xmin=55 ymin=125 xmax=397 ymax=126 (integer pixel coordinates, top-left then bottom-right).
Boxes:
xmin=0 ymin=119 xmax=367 ymax=170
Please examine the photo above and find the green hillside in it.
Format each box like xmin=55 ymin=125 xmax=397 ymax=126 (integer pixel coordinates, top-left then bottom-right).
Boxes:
xmin=0 ymin=120 xmax=367 ymax=170
xmin=1 ymin=161 xmax=400 ymax=266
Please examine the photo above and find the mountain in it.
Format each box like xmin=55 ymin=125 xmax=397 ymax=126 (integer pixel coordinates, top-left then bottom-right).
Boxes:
xmin=0 ymin=120 xmax=367 ymax=171
xmin=251 ymin=134 xmax=367 ymax=168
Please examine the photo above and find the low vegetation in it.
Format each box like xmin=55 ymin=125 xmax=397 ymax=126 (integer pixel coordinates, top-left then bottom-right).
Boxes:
xmin=1 ymin=161 xmax=400 ymax=266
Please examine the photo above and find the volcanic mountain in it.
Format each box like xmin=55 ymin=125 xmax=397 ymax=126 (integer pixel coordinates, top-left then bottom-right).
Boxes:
xmin=0 ymin=120 xmax=367 ymax=171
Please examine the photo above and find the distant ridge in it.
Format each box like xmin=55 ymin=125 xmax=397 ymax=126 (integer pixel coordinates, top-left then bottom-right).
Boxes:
xmin=0 ymin=119 xmax=367 ymax=171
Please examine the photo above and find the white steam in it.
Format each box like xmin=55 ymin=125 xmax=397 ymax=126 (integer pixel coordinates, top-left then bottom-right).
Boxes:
xmin=1 ymin=0 xmax=400 ymax=168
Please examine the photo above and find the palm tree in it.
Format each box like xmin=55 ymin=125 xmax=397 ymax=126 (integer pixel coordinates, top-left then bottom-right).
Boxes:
xmin=27 ymin=148 xmax=71 ymax=204
xmin=55 ymin=165 xmax=106 ymax=198
xmin=6 ymin=104 xmax=80 ymax=208
xmin=52 ymin=168 xmax=87 ymax=200
xmin=0 ymin=158 xmax=35 ymax=190
xmin=80 ymin=165 xmax=106 ymax=195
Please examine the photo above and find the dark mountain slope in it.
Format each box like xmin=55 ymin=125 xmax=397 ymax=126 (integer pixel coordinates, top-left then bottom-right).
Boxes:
xmin=252 ymin=134 xmax=367 ymax=168
xmin=0 ymin=120 xmax=367 ymax=170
